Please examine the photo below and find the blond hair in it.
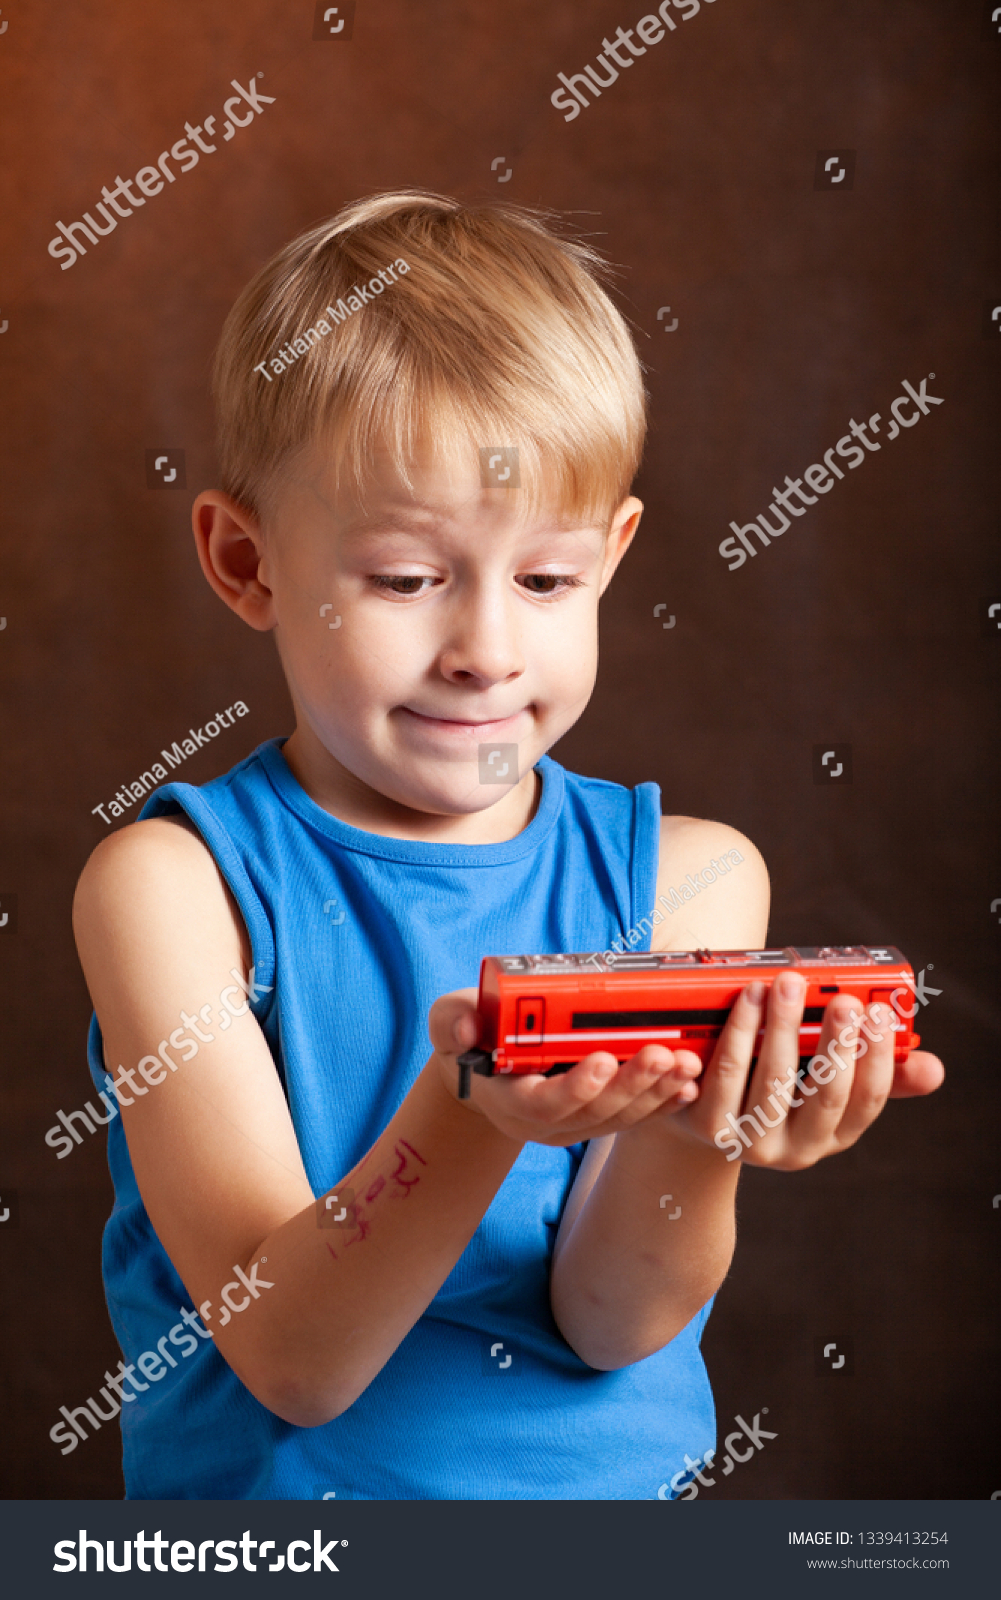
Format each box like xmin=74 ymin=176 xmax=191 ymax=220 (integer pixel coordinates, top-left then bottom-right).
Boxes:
xmin=211 ymin=189 xmax=648 ymax=527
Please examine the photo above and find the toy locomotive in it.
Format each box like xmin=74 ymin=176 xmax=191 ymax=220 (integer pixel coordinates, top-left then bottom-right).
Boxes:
xmin=455 ymin=946 xmax=921 ymax=1099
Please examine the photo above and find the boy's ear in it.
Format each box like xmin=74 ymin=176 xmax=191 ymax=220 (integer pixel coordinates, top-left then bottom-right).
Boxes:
xmin=191 ymin=492 xmax=277 ymax=632
xmin=598 ymin=496 xmax=643 ymax=596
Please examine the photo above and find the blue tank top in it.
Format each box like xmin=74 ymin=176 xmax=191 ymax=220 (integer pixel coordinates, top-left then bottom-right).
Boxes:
xmin=89 ymin=739 xmax=715 ymax=1500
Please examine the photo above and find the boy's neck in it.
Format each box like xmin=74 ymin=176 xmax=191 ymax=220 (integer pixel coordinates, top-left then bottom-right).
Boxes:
xmin=280 ymin=727 xmax=543 ymax=845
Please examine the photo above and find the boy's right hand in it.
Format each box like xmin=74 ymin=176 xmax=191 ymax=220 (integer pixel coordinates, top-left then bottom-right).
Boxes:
xmin=431 ymin=990 xmax=701 ymax=1149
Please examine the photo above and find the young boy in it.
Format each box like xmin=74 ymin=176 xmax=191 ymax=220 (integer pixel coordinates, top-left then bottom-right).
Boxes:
xmin=72 ymin=190 xmax=944 ymax=1501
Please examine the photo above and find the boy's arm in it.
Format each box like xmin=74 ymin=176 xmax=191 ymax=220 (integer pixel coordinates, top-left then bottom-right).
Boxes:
xmin=549 ymin=816 xmax=766 ymax=1369
xmin=72 ymin=816 xmax=527 ymax=1427
xmin=550 ymin=815 xmax=944 ymax=1370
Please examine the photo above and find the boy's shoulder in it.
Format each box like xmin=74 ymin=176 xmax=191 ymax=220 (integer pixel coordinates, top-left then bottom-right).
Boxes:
xmin=74 ymin=811 xmax=238 ymax=954
xmin=657 ymin=812 xmax=763 ymax=868
xmin=653 ymin=815 xmax=770 ymax=951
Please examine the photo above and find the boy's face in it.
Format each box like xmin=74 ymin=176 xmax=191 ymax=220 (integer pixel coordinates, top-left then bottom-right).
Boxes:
xmin=198 ymin=438 xmax=641 ymax=828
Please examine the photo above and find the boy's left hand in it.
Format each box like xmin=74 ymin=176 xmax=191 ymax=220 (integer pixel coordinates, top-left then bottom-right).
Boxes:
xmin=652 ymin=974 xmax=945 ymax=1170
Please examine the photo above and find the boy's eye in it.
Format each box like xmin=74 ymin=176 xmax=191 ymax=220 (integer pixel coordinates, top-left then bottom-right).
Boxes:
xmin=371 ymin=575 xmax=439 ymax=595
xmin=370 ymin=573 xmax=584 ymax=597
xmin=518 ymin=574 xmax=585 ymax=595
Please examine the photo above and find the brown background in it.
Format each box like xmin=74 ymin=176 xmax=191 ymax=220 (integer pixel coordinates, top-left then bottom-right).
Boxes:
xmin=0 ymin=0 xmax=998 ymax=1499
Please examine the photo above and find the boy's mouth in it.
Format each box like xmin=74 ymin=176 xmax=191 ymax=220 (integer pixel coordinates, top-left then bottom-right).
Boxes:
xmin=398 ymin=707 xmax=526 ymax=739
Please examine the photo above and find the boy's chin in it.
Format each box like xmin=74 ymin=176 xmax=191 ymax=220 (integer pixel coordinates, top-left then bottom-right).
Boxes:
xmin=379 ymin=767 xmax=531 ymax=819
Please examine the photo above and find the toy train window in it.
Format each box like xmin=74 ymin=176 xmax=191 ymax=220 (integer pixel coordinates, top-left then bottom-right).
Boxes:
xmin=572 ymin=1006 xmax=827 ymax=1029
xmin=515 ymin=997 xmax=545 ymax=1043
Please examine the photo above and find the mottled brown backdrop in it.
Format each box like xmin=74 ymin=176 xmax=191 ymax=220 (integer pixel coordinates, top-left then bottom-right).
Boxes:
xmin=0 ymin=0 xmax=998 ymax=1499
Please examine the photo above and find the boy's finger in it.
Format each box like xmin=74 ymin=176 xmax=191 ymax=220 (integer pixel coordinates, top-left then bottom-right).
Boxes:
xmin=772 ymin=996 xmax=861 ymax=1151
xmin=741 ymin=971 xmax=810 ymax=1122
xmin=694 ymin=982 xmax=766 ymax=1133
xmin=828 ymin=1001 xmax=896 ymax=1148
xmin=469 ymin=1043 xmax=702 ymax=1139
xmin=492 ymin=1051 xmax=618 ymax=1124
xmin=541 ymin=1048 xmax=670 ymax=1124
xmin=506 ymin=1046 xmax=683 ymax=1133
xmin=887 ymin=1050 xmax=945 ymax=1098
xmin=591 ymin=1047 xmax=702 ymax=1126
xmin=427 ymin=989 xmax=481 ymax=1056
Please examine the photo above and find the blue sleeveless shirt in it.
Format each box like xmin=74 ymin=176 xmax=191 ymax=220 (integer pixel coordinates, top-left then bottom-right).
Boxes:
xmin=88 ymin=739 xmax=715 ymax=1500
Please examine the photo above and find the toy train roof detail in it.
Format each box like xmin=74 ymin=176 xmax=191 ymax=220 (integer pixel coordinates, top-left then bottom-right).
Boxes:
xmin=487 ymin=946 xmax=906 ymax=975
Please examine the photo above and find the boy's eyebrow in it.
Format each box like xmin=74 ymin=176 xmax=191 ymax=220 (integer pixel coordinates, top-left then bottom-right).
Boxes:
xmin=342 ymin=508 xmax=449 ymax=536
xmin=341 ymin=507 xmax=606 ymax=541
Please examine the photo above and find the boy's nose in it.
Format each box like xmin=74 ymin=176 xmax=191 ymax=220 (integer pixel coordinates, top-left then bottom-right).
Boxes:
xmin=438 ymin=599 xmax=525 ymax=687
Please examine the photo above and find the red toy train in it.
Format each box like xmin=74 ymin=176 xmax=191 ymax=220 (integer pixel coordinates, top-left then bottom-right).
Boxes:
xmin=455 ymin=946 xmax=921 ymax=1099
